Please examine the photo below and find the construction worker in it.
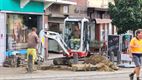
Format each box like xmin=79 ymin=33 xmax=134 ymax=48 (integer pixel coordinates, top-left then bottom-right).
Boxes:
xmin=71 ymin=24 xmax=81 ymax=50
xmin=27 ymin=27 xmax=39 ymax=71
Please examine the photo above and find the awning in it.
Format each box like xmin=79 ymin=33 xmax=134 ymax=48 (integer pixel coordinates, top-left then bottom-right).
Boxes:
xmin=96 ymin=18 xmax=112 ymax=24
xmin=53 ymin=0 xmax=76 ymax=5
xmin=48 ymin=17 xmax=64 ymax=23
xmin=20 ymin=0 xmax=52 ymax=9
xmin=20 ymin=0 xmax=30 ymax=8
xmin=20 ymin=0 xmax=76 ymax=10
xmin=41 ymin=0 xmax=76 ymax=10
xmin=33 ymin=0 xmax=54 ymax=10
xmin=44 ymin=2 xmax=54 ymax=10
xmin=88 ymin=7 xmax=108 ymax=11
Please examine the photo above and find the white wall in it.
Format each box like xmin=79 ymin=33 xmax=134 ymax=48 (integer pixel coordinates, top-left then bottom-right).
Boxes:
xmin=109 ymin=23 xmax=112 ymax=35
xmin=0 ymin=13 xmax=6 ymax=66
xmin=87 ymin=0 xmax=114 ymax=8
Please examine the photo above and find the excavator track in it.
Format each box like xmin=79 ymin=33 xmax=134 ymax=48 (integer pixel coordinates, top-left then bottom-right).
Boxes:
xmin=53 ymin=57 xmax=74 ymax=66
xmin=53 ymin=56 xmax=89 ymax=66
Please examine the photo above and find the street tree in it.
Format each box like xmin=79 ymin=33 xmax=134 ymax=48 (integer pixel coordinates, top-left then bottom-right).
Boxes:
xmin=108 ymin=0 xmax=142 ymax=34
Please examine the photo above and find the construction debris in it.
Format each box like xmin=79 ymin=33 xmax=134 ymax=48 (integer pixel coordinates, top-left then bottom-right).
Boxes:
xmin=40 ymin=65 xmax=71 ymax=71
xmin=40 ymin=55 xmax=119 ymax=72
xmin=84 ymin=55 xmax=119 ymax=71
xmin=71 ymin=63 xmax=96 ymax=71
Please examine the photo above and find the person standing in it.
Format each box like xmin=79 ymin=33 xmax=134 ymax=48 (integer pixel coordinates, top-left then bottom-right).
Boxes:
xmin=27 ymin=27 xmax=39 ymax=71
xmin=128 ymin=29 xmax=142 ymax=80
xmin=72 ymin=24 xmax=81 ymax=39
xmin=27 ymin=27 xmax=39 ymax=49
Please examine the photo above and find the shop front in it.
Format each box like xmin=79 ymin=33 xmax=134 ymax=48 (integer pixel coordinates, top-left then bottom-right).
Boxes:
xmin=6 ymin=14 xmax=43 ymax=50
xmin=0 ymin=0 xmax=44 ymax=65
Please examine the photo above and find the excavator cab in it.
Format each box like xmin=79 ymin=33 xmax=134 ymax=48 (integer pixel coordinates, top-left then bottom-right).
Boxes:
xmin=63 ymin=17 xmax=90 ymax=53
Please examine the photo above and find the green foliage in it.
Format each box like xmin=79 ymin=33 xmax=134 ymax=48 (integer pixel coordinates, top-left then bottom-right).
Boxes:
xmin=108 ymin=0 xmax=142 ymax=34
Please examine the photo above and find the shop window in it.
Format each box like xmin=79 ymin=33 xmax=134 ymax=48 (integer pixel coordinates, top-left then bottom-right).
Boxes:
xmin=48 ymin=23 xmax=60 ymax=33
xmin=6 ymin=14 xmax=42 ymax=50
xmin=63 ymin=5 xmax=69 ymax=14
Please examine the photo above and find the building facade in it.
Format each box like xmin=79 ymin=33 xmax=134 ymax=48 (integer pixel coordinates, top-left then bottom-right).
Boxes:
xmin=87 ymin=0 xmax=116 ymax=44
xmin=0 ymin=0 xmax=45 ymax=65
xmin=44 ymin=0 xmax=76 ymax=52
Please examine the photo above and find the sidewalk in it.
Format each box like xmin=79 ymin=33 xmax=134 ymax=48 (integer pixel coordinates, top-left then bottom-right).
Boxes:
xmin=0 ymin=53 xmax=134 ymax=80
xmin=0 ymin=67 xmax=133 ymax=80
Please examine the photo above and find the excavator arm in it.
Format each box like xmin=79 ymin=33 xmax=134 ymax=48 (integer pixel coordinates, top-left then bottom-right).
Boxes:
xmin=44 ymin=31 xmax=71 ymax=56
xmin=39 ymin=30 xmax=89 ymax=65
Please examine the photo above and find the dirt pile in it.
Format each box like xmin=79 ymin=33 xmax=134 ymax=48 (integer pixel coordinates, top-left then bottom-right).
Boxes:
xmin=40 ymin=55 xmax=119 ymax=72
xmin=84 ymin=55 xmax=119 ymax=71
xmin=40 ymin=65 xmax=71 ymax=71
xmin=71 ymin=63 xmax=96 ymax=71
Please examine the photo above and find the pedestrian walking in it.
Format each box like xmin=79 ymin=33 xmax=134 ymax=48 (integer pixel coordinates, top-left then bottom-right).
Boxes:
xmin=128 ymin=29 xmax=142 ymax=80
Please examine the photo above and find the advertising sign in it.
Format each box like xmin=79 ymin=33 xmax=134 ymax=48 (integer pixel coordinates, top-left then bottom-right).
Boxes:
xmin=122 ymin=34 xmax=132 ymax=51
xmin=108 ymin=35 xmax=120 ymax=53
